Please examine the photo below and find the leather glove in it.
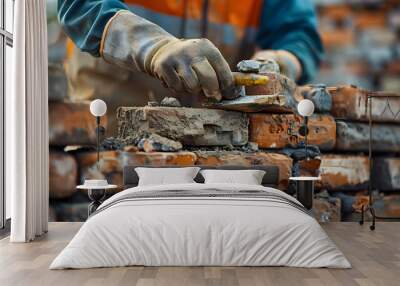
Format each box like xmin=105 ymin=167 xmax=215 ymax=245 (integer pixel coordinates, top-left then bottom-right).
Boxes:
xmin=252 ymin=50 xmax=302 ymax=81
xmin=101 ymin=10 xmax=233 ymax=101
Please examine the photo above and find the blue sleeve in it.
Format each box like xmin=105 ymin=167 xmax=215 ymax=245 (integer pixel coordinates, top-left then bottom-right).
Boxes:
xmin=57 ymin=0 xmax=129 ymax=57
xmin=256 ymin=0 xmax=324 ymax=84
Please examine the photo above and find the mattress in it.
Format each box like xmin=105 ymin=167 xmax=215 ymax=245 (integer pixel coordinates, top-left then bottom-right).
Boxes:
xmin=50 ymin=183 xmax=351 ymax=269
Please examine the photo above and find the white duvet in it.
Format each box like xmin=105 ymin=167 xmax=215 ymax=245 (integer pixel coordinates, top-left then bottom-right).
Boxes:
xmin=50 ymin=183 xmax=351 ymax=269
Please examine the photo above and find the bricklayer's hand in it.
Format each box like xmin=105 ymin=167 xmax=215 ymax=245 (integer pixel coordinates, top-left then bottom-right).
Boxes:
xmin=252 ymin=50 xmax=302 ymax=81
xmin=101 ymin=10 xmax=233 ymax=101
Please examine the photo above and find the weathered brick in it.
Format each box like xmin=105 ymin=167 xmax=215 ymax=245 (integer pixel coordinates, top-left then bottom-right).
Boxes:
xmin=76 ymin=150 xmax=198 ymax=192
xmin=329 ymin=85 xmax=400 ymax=123
xmin=318 ymin=155 xmax=369 ymax=191
xmin=49 ymin=151 xmax=78 ymax=199
xmin=335 ymin=121 xmax=400 ymax=152
xmin=249 ymin=114 xmax=336 ymax=150
xmin=372 ymin=158 xmax=400 ymax=191
xmin=121 ymin=151 xmax=198 ymax=167
xmin=117 ymin=106 xmax=248 ymax=146
xmin=49 ymin=101 xmax=107 ymax=146
xmin=194 ymin=151 xmax=292 ymax=189
xmin=75 ymin=151 xmax=122 ymax=191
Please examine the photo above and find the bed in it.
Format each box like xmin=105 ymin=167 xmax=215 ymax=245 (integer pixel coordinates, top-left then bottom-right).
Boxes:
xmin=50 ymin=165 xmax=350 ymax=269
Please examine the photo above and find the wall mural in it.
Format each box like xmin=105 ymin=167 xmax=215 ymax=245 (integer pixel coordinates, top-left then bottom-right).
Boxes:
xmin=47 ymin=0 xmax=400 ymax=222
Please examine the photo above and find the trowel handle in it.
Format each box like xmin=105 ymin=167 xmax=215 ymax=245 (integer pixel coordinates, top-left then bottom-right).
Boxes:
xmin=233 ymin=72 xmax=269 ymax=86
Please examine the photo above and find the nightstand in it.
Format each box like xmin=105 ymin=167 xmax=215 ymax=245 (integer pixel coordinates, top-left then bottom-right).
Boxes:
xmin=77 ymin=182 xmax=118 ymax=217
xmin=289 ymin=177 xmax=321 ymax=210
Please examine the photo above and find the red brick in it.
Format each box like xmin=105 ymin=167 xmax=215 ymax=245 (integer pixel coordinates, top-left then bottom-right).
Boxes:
xmin=49 ymin=101 xmax=107 ymax=146
xmin=249 ymin=114 xmax=336 ymax=150
xmin=49 ymin=151 xmax=78 ymax=199
xmin=194 ymin=151 xmax=292 ymax=189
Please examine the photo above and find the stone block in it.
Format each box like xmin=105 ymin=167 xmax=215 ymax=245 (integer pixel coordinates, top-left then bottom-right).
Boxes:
xmin=318 ymin=155 xmax=369 ymax=191
xmin=49 ymin=101 xmax=107 ymax=146
xmin=335 ymin=121 xmax=400 ymax=152
xmin=49 ymin=151 xmax=78 ymax=199
xmin=372 ymin=157 xmax=400 ymax=191
xmin=249 ymin=114 xmax=336 ymax=150
xmin=194 ymin=151 xmax=292 ymax=189
xmin=329 ymin=85 xmax=400 ymax=123
xmin=117 ymin=106 xmax=248 ymax=147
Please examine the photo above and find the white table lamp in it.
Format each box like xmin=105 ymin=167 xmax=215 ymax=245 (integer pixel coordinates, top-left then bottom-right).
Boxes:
xmin=297 ymin=99 xmax=315 ymax=160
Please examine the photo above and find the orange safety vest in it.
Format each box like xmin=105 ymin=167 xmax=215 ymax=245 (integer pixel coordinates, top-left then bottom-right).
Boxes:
xmin=67 ymin=0 xmax=264 ymax=65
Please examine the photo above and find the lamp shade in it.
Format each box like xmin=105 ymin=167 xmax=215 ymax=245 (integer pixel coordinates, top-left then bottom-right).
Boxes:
xmin=297 ymin=99 xmax=314 ymax=117
xmin=90 ymin=99 xmax=107 ymax=117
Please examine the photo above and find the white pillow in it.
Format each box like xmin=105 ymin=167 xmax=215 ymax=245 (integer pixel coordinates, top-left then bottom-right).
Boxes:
xmin=200 ymin=169 xmax=266 ymax=185
xmin=135 ymin=167 xmax=200 ymax=186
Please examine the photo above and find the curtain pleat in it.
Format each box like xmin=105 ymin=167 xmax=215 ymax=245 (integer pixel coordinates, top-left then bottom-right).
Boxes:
xmin=10 ymin=0 xmax=49 ymax=242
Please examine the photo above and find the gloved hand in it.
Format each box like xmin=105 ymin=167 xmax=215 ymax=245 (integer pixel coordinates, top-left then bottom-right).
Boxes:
xmin=252 ymin=50 xmax=302 ymax=82
xmin=101 ymin=10 xmax=233 ymax=101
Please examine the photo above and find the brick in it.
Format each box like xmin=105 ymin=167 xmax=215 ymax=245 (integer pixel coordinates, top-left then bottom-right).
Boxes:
xmin=75 ymin=151 xmax=122 ymax=190
xmin=249 ymin=114 xmax=336 ymax=150
xmin=76 ymin=150 xmax=198 ymax=192
xmin=318 ymin=155 xmax=369 ymax=191
xmin=329 ymin=85 xmax=400 ymax=123
xmin=320 ymin=28 xmax=354 ymax=49
xmin=117 ymin=106 xmax=248 ymax=146
xmin=298 ymin=158 xmax=321 ymax=177
xmin=49 ymin=101 xmax=107 ymax=146
xmin=194 ymin=151 xmax=292 ymax=189
xmin=372 ymin=158 xmax=400 ymax=191
xmin=49 ymin=151 xmax=78 ymax=199
xmin=121 ymin=151 xmax=198 ymax=167
xmin=354 ymin=11 xmax=386 ymax=29
xmin=335 ymin=121 xmax=400 ymax=152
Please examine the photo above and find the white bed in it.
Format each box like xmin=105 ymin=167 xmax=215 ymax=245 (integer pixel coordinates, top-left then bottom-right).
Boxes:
xmin=50 ymin=183 xmax=351 ymax=269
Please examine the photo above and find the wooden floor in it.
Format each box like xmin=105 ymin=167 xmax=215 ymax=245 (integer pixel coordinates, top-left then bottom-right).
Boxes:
xmin=0 ymin=222 xmax=399 ymax=286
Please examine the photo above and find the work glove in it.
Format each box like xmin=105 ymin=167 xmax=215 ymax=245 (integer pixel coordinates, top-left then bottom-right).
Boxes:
xmin=101 ymin=10 xmax=233 ymax=101
xmin=252 ymin=50 xmax=302 ymax=82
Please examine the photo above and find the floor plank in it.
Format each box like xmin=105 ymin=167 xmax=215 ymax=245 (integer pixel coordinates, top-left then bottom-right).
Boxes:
xmin=0 ymin=222 xmax=399 ymax=286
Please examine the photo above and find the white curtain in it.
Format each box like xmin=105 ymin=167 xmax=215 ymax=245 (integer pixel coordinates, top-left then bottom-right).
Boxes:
xmin=8 ymin=0 xmax=49 ymax=242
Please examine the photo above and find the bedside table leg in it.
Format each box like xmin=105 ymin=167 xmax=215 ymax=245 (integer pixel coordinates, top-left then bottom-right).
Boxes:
xmin=87 ymin=189 xmax=106 ymax=216
xmin=297 ymin=181 xmax=314 ymax=210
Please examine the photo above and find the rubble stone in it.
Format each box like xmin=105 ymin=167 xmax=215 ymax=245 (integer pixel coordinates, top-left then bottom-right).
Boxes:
xmin=318 ymin=155 xmax=369 ymax=191
xmin=335 ymin=121 xmax=400 ymax=152
xmin=138 ymin=134 xmax=183 ymax=152
xmin=117 ymin=106 xmax=248 ymax=146
xmin=193 ymin=151 xmax=292 ymax=189
xmin=259 ymin=59 xmax=280 ymax=74
xmin=249 ymin=114 xmax=336 ymax=150
xmin=236 ymin=60 xmax=261 ymax=73
xmin=160 ymin=97 xmax=181 ymax=107
xmin=49 ymin=151 xmax=78 ymax=199
xmin=49 ymin=101 xmax=106 ymax=146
